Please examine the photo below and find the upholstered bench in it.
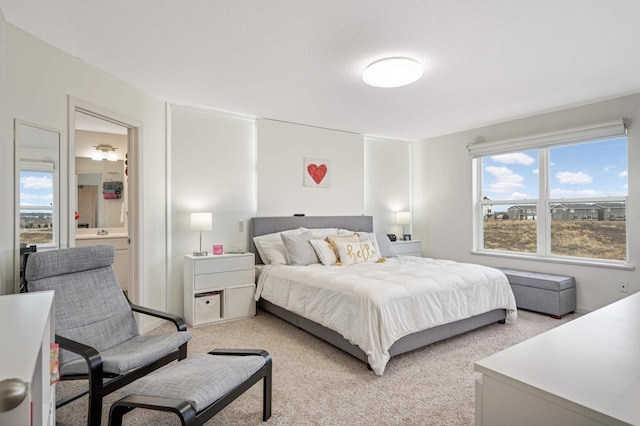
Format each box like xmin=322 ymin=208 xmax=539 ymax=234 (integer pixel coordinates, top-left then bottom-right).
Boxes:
xmin=109 ymin=349 xmax=272 ymax=425
xmin=498 ymin=268 xmax=576 ymax=319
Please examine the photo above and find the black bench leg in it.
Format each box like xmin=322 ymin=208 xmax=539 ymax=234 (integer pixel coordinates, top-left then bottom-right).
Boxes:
xmin=263 ymin=361 xmax=272 ymax=421
xmin=109 ymin=395 xmax=196 ymax=426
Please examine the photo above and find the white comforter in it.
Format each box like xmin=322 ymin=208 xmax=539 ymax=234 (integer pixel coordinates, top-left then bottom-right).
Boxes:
xmin=256 ymin=256 xmax=517 ymax=375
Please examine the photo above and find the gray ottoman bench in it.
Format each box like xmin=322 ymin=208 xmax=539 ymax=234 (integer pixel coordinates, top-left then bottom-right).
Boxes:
xmin=498 ymin=268 xmax=576 ymax=319
xmin=109 ymin=349 xmax=272 ymax=425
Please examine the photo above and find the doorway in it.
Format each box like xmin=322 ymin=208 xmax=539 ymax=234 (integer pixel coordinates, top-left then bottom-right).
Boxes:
xmin=68 ymin=97 xmax=141 ymax=304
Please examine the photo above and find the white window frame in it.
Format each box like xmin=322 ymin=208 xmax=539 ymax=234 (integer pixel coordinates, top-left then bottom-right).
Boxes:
xmin=469 ymin=119 xmax=631 ymax=269
xmin=19 ymin=160 xmax=59 ymax=250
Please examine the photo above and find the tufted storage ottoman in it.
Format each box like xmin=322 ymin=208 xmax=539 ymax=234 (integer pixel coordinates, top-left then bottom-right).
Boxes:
xmin=498 ymin=268 xmax=576 ymax=319
xmin=109 ymin=349 xmax=272 ymax=425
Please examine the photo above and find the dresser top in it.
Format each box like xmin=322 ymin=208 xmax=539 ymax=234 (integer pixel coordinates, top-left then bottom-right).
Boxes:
xmin=475 ymin=291 xmax=640 ymax=425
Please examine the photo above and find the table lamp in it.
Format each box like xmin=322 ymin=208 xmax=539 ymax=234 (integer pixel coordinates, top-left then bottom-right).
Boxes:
xmin=190 ymin=212 xmax=212 ymax=256
xmin=396 ymin=211 xmax=411 ymax=240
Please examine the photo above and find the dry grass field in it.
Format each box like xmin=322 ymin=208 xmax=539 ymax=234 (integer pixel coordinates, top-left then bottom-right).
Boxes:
xmin=20 ymin=229 xmax=53 ymax=244
xmin=484 ymin=220 xmax=626 ymax=260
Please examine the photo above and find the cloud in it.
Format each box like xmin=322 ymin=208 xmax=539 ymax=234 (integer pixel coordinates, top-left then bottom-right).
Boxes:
xmin=604 ymin=165 xmax=616 ymax=172
xmin=490 ymin=153 xmax=535 ymax=166
xmin=532 ymin=168 xmax=539 ymax=174
xmin=484 ymin=165 xmax=524 ymax=193
xmin=20 ymin=192 xmax=53 ymax=205
xmin=550 ymin=188 xmax=603 ymax=198
xmin=619 ymin=170 xmax=628 ymax=177
xmin=510 ymin=191 xmax=530 ymax=199
xmin=555 ymin=171 xmax=592 ymax=184
xmin=21 ymin=175 xmax=53 ymax=190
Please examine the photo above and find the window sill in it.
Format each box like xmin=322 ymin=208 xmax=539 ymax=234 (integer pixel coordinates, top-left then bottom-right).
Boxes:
xmin=471 ymin=250 xmax=635 ymax=271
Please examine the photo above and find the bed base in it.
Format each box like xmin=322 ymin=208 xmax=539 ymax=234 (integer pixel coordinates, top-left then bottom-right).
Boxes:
xmin=258 ymin=298 xmax=506 ymax=366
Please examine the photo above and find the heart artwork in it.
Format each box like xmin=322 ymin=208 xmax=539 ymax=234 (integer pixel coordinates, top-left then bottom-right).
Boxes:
xmin=307 ymin=163 xmax=328 ymax=185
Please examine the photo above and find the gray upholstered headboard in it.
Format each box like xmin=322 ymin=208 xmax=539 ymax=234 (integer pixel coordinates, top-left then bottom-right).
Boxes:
xmin=250 ymin=215 xmax=373 ymax=264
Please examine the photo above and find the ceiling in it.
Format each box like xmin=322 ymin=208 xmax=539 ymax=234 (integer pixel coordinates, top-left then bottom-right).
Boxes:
xmin=2 ymin=1 xmax=640 ymax=140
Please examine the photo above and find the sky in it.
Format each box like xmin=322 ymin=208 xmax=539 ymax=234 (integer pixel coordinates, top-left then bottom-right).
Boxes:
xmin=482 ymin=137 xmax=628 ymax=202
xmin=20 ymin=171 xmax=54 ymax=210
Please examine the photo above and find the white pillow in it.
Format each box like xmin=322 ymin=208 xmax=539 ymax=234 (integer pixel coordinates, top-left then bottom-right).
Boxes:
xmin=309 ymin=239 xmax=338 ymax=265
xmin=253 ymin=228 xmax=301 ymax=264
xmin=375 ymin=233 xmax=397 ymax=258
xmin=258 ymin=240 xmax=288 ymax=265
xmin=337 ymin=228 xmax=356 ymax=235
xmin=300 ymin=228 xmax=340 ymax=239
xmin=333 ymin=240 xmax=380 ymax=266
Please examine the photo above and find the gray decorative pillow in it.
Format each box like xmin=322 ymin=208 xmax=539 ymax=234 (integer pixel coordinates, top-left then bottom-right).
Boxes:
xmin=281 ymin=231 xmax=319 ymax=266
xmin=376 ymin=233 xmax=397 ymax=258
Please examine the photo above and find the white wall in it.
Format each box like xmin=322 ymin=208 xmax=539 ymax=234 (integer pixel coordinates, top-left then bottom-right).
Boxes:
xmin=364 ymin=136 xmax=412 ymax=235
xmin=168 ymin=111 xmax=412 ymax=315
xmin=0 ymin=16 xmax=169 ymax=326
xmin=169 ymin=106 xmax=256 ymax=314
xmin=413 ymin=93 xmax=640 ymax=313
xmin=257 ymin=118 xmax=365 ymax=216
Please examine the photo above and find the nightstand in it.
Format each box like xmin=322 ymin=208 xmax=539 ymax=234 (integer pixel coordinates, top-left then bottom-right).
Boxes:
xmin=391 ymin=240 xmax=422 ymax=257
xmin=183 ymin=253 xmax=255 ymax=327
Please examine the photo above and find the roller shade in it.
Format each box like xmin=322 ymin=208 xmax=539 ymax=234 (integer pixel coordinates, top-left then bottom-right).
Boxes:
xmin=467 ymin=119 xmax=627 ymax=158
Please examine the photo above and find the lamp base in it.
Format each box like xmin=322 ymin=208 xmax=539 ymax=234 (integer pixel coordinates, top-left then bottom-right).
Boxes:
xmin=192 ymin=251 xmax=208 ymax=256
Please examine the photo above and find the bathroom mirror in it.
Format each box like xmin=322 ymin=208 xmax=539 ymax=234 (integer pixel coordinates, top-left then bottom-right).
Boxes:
xmin=74 ymin=114 xmax=128 ymax=231
xmin=75 ymin=159 xmax=126 ymax=229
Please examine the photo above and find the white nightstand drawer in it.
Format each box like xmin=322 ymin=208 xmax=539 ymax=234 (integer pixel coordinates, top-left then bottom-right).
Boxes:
xmin=392 ymin=240 xmax=422 ymax=257
xmin=194 ymin=269 xmax=254 ymax=291
xmin=194 ymin=254 xmax=253 ymax=275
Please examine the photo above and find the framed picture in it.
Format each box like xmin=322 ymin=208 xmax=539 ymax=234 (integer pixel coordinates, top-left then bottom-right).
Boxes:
xmin=402 ymin=234 xmax=412 ymax=241
xmin=303 ymin=157 xmax=331 ymax=188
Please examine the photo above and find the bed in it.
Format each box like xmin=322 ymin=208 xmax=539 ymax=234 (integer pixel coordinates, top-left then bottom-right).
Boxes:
xmin=250 ymin=215 xmax=517 ymax=375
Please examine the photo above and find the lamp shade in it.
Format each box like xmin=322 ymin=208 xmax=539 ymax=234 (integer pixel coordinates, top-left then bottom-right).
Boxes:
xmin=396 ymin=211 xmax=411 ymax=225
xmin=190 ymin=212 xmax=212 ymax=231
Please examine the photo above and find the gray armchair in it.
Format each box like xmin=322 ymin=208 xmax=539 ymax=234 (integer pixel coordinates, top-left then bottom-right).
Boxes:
xmin=25 ymin=245 xmax=192 ymax=425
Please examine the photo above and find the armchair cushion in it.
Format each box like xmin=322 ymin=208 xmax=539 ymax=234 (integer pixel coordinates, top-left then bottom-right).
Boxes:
xmin=62 ymin=331 xmax=193 ymax=375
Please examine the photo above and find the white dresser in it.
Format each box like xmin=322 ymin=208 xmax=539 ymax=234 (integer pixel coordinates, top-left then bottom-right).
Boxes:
xmin=183 ymin=253 xmax=256 ymax=327
xmin=475 ymin=291 xmax=640 ymax=426
xmin=391 ymin=240 xmax=422 ymax=257
xmin=0 ymin=291 xmax=55 ymax=426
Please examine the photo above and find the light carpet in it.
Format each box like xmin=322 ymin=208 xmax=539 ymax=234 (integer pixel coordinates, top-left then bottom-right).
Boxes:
xmin=55 ymin=309 xmax=578 ymax=425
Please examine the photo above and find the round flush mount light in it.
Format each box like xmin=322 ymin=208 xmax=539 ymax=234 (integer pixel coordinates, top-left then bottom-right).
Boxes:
xmin=362 ymin=57 xmax=423 ymax=88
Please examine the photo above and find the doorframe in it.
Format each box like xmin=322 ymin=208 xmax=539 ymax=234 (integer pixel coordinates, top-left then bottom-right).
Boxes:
xmin=68 ymin=97 xmax=142 ymax=305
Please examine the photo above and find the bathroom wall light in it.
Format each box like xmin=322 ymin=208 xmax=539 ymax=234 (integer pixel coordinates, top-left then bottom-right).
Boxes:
xmin=362 ymin=57 xmax=423 ymax=88
xmin=92 ymin=144 xmax=118 ymax=161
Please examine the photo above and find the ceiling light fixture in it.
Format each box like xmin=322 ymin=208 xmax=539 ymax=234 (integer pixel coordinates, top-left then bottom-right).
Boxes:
xmin=362 ymin=57 xmax=423 ymax=88
xmin=92 ymin=144 xmax=118 ymax=161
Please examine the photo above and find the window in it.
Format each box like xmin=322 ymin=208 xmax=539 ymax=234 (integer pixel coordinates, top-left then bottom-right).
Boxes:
xmin=19 ymin=161 xmax=57 ymax=248
xmin=471 ymin=120 xmax=628 ymax=264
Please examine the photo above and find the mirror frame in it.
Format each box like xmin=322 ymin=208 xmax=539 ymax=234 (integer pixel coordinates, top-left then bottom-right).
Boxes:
xmin=14 ymin=119 xmax=67 ymax=293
